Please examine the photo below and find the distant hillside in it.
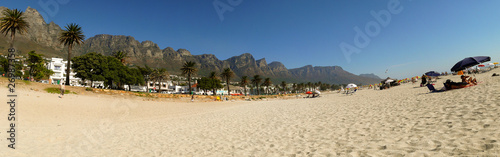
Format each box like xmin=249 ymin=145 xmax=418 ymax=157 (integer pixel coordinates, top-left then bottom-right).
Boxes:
xmin=359 ymin=73 xmax=381 ymax=79
xmin=0 ymin=6 xmax=381 ymax=85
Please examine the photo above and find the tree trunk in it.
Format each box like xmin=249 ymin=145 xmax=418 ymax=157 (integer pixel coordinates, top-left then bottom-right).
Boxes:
xmin=65 ymin=45 xmax=72 ymax=85
xmin=244 ymin=86 xmax=247 ymax=96
xmin=158 ymin=79 xmax=162 ymax=92
xmin=227 ymin=78 xmax=231 ymax=96
xmin=10 ymin=32 xmax=15 ymax=48
xmin=145 ymin=79 xmax=149 ymax=92
xmin=257 ymin=84 xmax=260 ymax=95
xmin=188 ymin=73 xmax=192 ymax=95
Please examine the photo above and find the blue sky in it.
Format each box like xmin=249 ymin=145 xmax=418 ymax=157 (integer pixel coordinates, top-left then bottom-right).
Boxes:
xmin=3 ymin=0 xmax=500 ymax=79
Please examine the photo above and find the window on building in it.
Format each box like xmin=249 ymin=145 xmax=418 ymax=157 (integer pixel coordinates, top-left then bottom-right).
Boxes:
xmin=55 ymin=66 xmax=61 ymax=70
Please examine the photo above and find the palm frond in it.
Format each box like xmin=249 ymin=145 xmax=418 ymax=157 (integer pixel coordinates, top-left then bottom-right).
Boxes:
xmin=0 ymin=8 xmax=29 ymax=38
xmin=59 ymin=23 xmax=85 ymax=47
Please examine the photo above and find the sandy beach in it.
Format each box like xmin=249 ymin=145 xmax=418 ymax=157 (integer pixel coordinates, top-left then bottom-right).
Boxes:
xmin=1 ymin=68 xmax=499 ymax=156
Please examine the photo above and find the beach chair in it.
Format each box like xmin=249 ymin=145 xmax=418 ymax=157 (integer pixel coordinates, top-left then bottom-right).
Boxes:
xmin=426 ymin=84 xmax=445 ymax=93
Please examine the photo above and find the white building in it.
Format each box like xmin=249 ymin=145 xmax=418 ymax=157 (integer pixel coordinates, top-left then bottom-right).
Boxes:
xmin=146 ymin=80 xmax=173 ymax=92
xmin=47 ymin=58 xmax=81 ymax=85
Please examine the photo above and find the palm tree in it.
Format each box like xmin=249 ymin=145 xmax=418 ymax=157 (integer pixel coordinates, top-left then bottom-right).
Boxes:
xmin=59 ymin=23 xmax=85 ymax=85
xmin=137 ymin=65 xmax=153 ymax=92
xmin=209 ymin=71 xmax=218 ymax=95
xmin=112 ymin=51 xmax=128 ymax=63
xmin=180 ymin=61 xmax=197 ymax=95
xmin=306 ymin=82 xmax=312 ymax=91
xmin=274 ymin=84 xmax=280 ymax=94
xmin=240 ymin=76 xmax=249 ymax=96
xmin=262 ymin=78 xmax=272 ymax=94
xmin=281 ymin=81 xmax=287 ymax=93
xmin=1 ymin=8 xmax=29 ymax=48
xmin=220 ymin=68 xmax=234 ymax=96
xmin=1 ymin=8 xmax=29 ymax=81
xmin=151 ymin=68 xmax=168 ymax=92
xmin=209 ymin=71 xmax=217 ymax=80
xmin=251 ymin=75 xmax=262 ymax=95
xmin=292 ymin=83 xmax=297 ymax=93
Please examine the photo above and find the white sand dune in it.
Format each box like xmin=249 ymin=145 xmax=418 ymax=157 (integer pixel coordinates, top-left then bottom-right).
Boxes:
xmin=1 ymin=68 xmax=499 ymax=156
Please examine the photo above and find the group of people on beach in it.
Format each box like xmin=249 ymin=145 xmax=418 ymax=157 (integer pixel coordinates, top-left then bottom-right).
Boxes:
xmin=443 ymin=72 xmax=478 ymax=90
xmin=420 ymin=70 xmax=479 ymax=91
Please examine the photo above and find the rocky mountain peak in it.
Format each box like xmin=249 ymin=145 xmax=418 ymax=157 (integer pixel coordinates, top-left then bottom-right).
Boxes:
xmin=359 ymin=73 xmax=381 ymax=79
xmin=256 ymin=58 xmax=267 ymax=68
xmin=163 ymin=47 xmax=175 ymax=52
xmin=304 ymin=65 xmax=314 ymax=69
xmin=177 ymin=49 xmax=192 ymax=56
xmin=141 ymin=40 xmax=159 ymax=48
xmin=24 ymin=6 xmax=46 ymax=25
xmin=268 ymin=61 xmax=288 ymax=74
xmin=268 ymin=61 xmax=285 ymax=68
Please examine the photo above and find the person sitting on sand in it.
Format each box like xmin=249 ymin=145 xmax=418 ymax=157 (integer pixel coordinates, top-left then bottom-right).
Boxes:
xmin=420 ymin=75 xmax=427 ymax=87
xmin=461 ymin=75 xmax=477 ymax=85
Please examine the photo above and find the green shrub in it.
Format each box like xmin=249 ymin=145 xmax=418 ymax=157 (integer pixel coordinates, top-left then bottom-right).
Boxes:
xmin=22 ymin=80 xmax=31 ymax=85
xmin=85 ymin=87 xmax=93 ymax=91
xmin=44 ymin=88 xmax=76 ymax=94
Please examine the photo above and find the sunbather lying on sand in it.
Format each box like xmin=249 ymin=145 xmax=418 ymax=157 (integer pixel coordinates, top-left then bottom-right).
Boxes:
xmin=444 ymin=79 xmax=470 ymax=90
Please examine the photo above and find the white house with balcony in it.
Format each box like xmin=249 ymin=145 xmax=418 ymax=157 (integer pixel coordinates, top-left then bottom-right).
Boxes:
xmin=47 ymin=58 xmax=81 ymax=86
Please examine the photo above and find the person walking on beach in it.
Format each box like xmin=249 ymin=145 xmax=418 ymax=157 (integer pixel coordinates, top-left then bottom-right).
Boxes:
xmin=60 ymin=82 xmax=65 ymax=98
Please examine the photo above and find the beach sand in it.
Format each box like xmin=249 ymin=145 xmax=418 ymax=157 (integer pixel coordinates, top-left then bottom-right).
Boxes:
xmin=1 ymin=68 xmax=499 ymax=156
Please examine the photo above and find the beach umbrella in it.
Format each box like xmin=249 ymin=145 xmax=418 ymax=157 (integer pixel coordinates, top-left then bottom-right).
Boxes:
xmin=385 ymin=79 xmax=394 ymax=84
xmin=478 ymin=64 xmax=485 ymax=67
xmin=487 ymin=63 xmax=494 ymax=66
xmin=381 ymin=77 xmax=395 ymax=84
xmin=305 ymin=91 xmax=312 ymax=94
xmin=346 ymin=83 xmax=357 ymax=89
xmin=425 ymin=71 xmax=440 ymax=77
xmin=451 ymin=56 xmax=491 ymax=72
xmin=313 ymin=90 xmax=321 ymax=95
xmin=494 ymin=62 xmax=498 ymax=65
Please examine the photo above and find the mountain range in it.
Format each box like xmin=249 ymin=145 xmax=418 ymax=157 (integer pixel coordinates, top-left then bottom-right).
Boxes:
xmin=0 ymin=6 xmax=381 ymax=85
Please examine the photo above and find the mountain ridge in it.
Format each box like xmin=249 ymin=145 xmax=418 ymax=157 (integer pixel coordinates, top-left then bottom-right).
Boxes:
xmin=0 ymin=6 xmax=381 ymax=85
